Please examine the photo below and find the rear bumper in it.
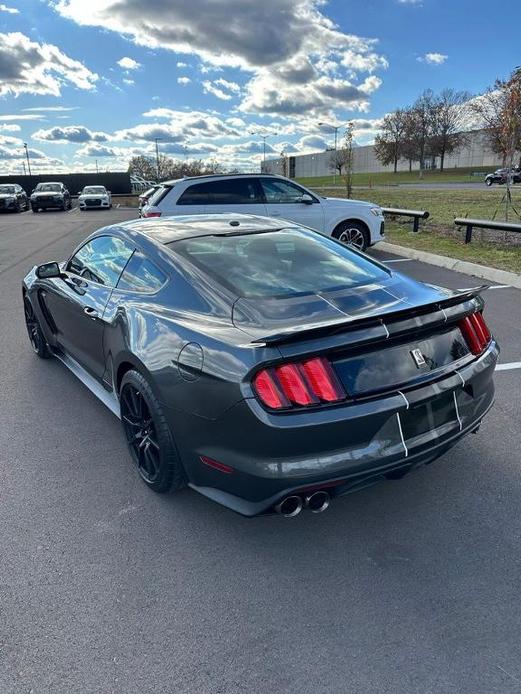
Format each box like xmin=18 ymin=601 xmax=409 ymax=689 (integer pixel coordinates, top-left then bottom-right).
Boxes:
xmin=171 ymin=342 xmax=498 ymax=516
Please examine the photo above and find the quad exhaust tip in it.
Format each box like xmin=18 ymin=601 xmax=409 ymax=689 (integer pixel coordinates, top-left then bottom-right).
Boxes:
xmin=275 ymin=490 xmax=331 ymax=517
xmin=304 ymin=490 xmax=330 ymax=513
xmin=275 ymin=495 xmax=303 ymax=517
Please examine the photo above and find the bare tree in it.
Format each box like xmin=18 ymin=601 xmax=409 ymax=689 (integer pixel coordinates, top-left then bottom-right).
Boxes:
xmin=404 ymin=90 xmax=437 ymax=176
xmin=430 ymin=89 xmax=471 ymax=171
xmin=329 ymin=149 xmax=347 ymax=177
xmin=373 ymin=109 xmax=408 ymax=173
xmin=279 ymin=150 xmax=288 ymax=177
xmin=128 ymin=155 xmax=156 ymax=180
xmin=341 ymin=122 xmax=354 ymax=198
xmin=471 ymin=68 xmax=521 ymax=166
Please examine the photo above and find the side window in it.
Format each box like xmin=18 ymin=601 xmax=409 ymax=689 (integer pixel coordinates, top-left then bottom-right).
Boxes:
xmin=68 ymin=236 xmax=134 ymax=286
xmin=177 ymin=182 xmax=215 ymax=206
xmin=260 ymin=179 xmax=316 ymax=204
xmin=116 ymin=252 xmax=167 ymax=293
xmin=177 ymin=179 xmax=263 ymax=205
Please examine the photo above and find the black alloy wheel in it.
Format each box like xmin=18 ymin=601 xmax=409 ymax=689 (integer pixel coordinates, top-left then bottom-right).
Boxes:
xmin=23 ymin=297 xmax=51 ymax=358
xmin=335 ymin=221 xmax=368 ymax=251
xmin=120 ymin=370 xmax=186 ymax=493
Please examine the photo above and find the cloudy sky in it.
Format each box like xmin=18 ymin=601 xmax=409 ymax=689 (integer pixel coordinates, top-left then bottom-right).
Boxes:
xmin=0 ymin=0 xmax=518 ymax=174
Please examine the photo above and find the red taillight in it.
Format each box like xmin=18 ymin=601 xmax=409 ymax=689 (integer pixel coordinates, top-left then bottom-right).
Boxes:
xmin=143 ymin=210 xmax=161 ymax=218
xmin=302 ymin=357 xmax=346 ymax=402
xmin=253 ymin=357 xmax=346 ymax=410
xmin=253 ymin=370 xmax=286 ymax=409
xmin=459 ymin=312 xmax=492 ymax=355
xmin=275 ymin=364 xmax=316 ymax=406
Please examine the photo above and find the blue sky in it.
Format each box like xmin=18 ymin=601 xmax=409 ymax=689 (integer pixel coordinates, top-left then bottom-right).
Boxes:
xmin=0 ymin=0 xmax=518 ymax=173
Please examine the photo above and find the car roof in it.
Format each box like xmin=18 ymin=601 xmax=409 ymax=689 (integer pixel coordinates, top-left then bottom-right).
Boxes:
xmin=118 ymin=213 xmax=287 ymax=244
xmin=36 ymin=181 xmax=63 ymax=185
xmin=159 ymin=173 xmax=285 ymax=186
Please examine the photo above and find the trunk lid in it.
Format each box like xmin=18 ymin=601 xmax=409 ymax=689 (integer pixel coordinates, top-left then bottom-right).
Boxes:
xmin=233 ymin=274 xmax=487 ymax=397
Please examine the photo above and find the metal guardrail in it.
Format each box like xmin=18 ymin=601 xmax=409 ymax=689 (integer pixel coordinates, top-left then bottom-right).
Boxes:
xmin=382 ymin=207 xmax=430 ymax=233
xmin=454 ymin=217 xmax=521 ymax=244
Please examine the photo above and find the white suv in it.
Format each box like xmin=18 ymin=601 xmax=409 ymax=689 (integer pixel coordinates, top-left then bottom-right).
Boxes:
xmin=141 ymin=174 xmax=384 ymax=251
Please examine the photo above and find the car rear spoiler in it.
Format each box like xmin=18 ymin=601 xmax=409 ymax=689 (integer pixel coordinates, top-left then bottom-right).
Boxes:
xmin=250 ymin=286 xmax=489 ymax=346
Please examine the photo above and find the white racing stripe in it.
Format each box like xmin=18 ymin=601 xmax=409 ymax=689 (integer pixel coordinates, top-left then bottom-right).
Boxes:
xmin=496 ymin=362 xmax=521 ymax=371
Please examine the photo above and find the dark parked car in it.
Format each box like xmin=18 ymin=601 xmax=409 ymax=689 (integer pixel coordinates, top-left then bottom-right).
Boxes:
xmin=30 ymin=182 xmax=71 ymax=212
xmin=485 ymin=167 xmax=521 ymax=186
xmin=0 ymin=183 xmax=29 ymax=212
xmin=22 ymin=214 xmax=498 ymax=517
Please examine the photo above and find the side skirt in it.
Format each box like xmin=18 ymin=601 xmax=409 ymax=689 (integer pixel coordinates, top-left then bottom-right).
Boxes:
xmin=55 ymin=351 xmax=121 ymax=419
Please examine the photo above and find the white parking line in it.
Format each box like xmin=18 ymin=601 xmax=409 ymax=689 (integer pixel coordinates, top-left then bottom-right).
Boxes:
xmin=382 ymin=258 xmax=412 ymax=263
xmin=457 ymin=285 xmax=511 ymax=291
xmin=496 ymin=362 xmax=521 ymax=371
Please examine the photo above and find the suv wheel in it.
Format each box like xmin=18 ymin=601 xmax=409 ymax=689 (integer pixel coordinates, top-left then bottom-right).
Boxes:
xmin=24 ymin=297 xmax=52 ymax=358
xmin=335 ymin=222 xmax=369 ymax=251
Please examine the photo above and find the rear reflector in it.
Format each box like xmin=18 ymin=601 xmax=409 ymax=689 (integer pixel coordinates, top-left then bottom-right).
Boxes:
xmin=459 ymin=312 xmax=492 ymax=355
xmin=253 ymin=357 xmax=346 ymax=410
xmin=143 ymin=211 xmax=161 ymax=218
xmin=200 ymin=455 xmax=234 ymax=474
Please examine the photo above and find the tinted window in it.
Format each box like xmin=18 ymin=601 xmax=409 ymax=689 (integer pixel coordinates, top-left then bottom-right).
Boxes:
xmin=170 ymin=228 xmax=388 ymax=298
xmin=177 ymin=178 xmax=262 ymax=205
xmin=83 ymin=186 xmax=106 ymax=194
xmin=0 ymin=185 xmax=15 ymax=194
xmin=68 ymin=236 xmax=134 ymax=286
xmin=148 ymin=185 xmax=172 ymax=206
xmin=117 ymin=252 xmax=167 ymax=293
xmin=260 ymin=179 xmax=315 ymax=204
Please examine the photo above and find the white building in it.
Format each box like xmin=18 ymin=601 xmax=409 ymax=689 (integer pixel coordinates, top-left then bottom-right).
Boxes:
xmin=262 ymin=129 xmax=500 ymax=178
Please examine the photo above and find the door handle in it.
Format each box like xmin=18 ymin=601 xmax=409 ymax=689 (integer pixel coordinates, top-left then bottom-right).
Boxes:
xmin=83 ymin=306 xmax=98 ymax=319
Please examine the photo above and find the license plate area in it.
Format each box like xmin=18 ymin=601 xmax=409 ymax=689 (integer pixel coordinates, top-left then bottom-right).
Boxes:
xmin=401 ymin=391 xmax=458 ymax=441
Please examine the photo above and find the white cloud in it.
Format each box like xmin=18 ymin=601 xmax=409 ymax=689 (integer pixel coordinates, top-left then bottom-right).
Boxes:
xmin=22 ymin=106 xmax=78 ymax=112
xmin=53 ymin=0 xmax=386 ymax=117
xmin=0 ymin=4 xmax=19 ymax=13
xmin=32 ymin=125 xmax=110 ymax=142
xmin=0 ymin=32 xmax=98 ymax=96
xmin=0 ymin=123 xmax=21 ymax=132
xmin=122 ymin=78 xmax=134 ymax=85
xmin=398 ymin=0 xmax=422 ymax=4
xmin=418 ymin=52 xmax=448 ymax=65
xmin=177 ymin=76 xmax=191 ymax=85
xmin=202 ymin=80 xmax=237 ymax=101
xmin=0 ymin=113 xmax=45 ymax=121
xmin=117 ymin=56 xmax=140 ymax=70
xmin=76 ymin=144 xmax=116 ymax=157
xmin=176 ymin=61 xmax=188 ymax=68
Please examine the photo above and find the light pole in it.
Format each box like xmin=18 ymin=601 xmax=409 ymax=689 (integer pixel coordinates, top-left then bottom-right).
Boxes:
xmin=23 ymin=142 xmax=32 ymax=176
xmin=318 ymin=122 xmax=341 ymax=184
xmin=154 ymin=137 xmax=162 ymax=182
xmin=249 ymin=131 xmax=273 ymax=170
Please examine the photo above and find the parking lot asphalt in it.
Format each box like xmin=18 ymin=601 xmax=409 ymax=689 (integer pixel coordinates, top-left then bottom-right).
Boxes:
xmin=1 ymin=209 xmax=521 ymax=694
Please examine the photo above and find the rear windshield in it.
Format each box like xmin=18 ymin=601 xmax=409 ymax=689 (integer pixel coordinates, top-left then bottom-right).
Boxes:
xmin=148 ymin=185 xmax=172 ymax=207
xmin=36 ymin=184 xmax=61 ymax=192
xmin=170 ymin=228 xmax=388 ymax=298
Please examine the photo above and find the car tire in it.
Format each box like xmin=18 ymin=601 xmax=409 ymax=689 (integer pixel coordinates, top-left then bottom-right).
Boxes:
xmin=23 ymin=296 xmax=52 ymax=359
xmin=334 ymin=221 xmax=369 ymax=251
xmin=486 ymin=179 xmax=493 ymax=186
xmin=120 ymin=369 xmax=187 ymax=494
xmin=31 ymin=207 xmax=38 ymax=213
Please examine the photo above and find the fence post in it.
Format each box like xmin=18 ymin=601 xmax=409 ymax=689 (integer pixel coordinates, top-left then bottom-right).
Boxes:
xmin=465 ymin=224 xmax=473 ymax=244
xmin=413 ymin=216 xmax=419 ymax=233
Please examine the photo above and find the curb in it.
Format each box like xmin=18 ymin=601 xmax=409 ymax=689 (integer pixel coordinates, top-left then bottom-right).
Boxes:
xmin=377 ymin=241 xmax=521 ymax=289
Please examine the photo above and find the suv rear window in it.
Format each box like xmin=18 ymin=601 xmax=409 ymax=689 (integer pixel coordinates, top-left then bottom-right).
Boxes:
xmin=177 ymin=178 xmax=262 ymax=205
xmin=170 ymin=227 xmax=387 ymax=298
xmin=148 ymin=185 xmax=172 ymax=207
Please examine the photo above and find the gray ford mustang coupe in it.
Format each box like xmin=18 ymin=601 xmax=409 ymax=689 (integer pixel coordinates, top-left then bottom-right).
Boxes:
xmin=22 ymin=214 xmax=498 ymax=517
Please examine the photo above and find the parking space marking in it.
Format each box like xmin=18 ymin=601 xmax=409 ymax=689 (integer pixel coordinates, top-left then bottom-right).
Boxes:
xmin=382 ymin=258 xmax=413 ymax=263
xmin=496 ymin=362 xmax=521 ymax=371
xmin=457 ymin=285 xmax=512 ymax=291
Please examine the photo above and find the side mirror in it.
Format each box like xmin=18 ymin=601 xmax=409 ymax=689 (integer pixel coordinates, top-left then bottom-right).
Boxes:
xmin=300 ymin=193 xmax=314 ymax=205
xmin=36 ymin=262 xmax=62 ymax=279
